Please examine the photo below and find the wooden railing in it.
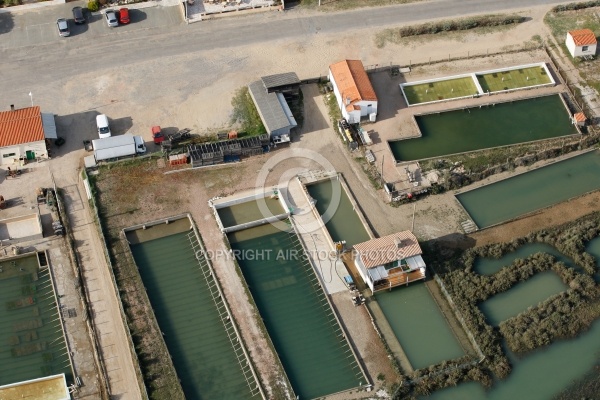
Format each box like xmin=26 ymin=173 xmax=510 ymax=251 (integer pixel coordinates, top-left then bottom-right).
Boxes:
xmin=373 ymin=270 xmax=426 ymax=292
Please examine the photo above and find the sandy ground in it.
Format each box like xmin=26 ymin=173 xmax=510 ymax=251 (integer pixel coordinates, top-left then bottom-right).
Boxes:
xmin=32 ymin=2 xmax=600 ymax=398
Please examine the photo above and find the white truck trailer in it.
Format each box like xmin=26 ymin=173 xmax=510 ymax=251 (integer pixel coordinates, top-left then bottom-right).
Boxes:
xmin=92 ymin=134 xmax=146 ymax=163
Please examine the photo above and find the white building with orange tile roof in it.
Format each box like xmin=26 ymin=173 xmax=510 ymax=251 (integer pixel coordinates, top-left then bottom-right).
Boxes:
xmin=328 ymin=60 xmax=378 ymax=124
xmin=0 ymin=105 xmax=55 ymax=166
xmin=353 ymin=231 xmax=426 ymax=292
xmin=566 ymin=29 xmax=597 ymax=58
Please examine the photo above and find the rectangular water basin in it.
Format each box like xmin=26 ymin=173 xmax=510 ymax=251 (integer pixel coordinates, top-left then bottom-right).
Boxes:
xmin=375 ymin=284 xmax=465 ymax=369
xmin=389 ymin=94 xmax=578 ymax=163
xmin=228 ymin=222 xmax=365 ymax=398
xmin=305 ymin=178 xmax=371 ymax=248
xmin=479 ymin=270 xmax=567 ymax=326
xmin=0 ymin=253 xmax=72 ymax=386
xmin=126 ymin=217 xmax=261 ymax=399
xmin=456 ymin=150 xmax=600 ymax=229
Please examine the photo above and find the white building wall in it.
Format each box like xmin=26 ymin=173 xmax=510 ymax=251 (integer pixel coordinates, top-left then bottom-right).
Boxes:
xmin=566 ymin=34 xmax=597 ymax=57
xmin=329 ymin=70 xmax=378 ymax=124
xmin=0 ymin=140 xmax=48 ymax=166
xmin=354 ymin=255 xmax=374 ymax=292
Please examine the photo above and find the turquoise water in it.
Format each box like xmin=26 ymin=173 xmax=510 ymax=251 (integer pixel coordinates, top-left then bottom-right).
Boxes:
xmin=0 ymin=254 xmax=72 ymax=385
xmin=375 ymin=284 xmax=464 ymax=369
xmin=130 ymin=231 xmax=259 ymax=399
xmin=479 ymin=271 xmax=567 ymax=326
xmin=228 ymin=223 xmax=363 ymax=399
xmin=584 ymin=236 xmax=600 ymax=282
xmin=307 ymin=179 xmax=371 ymax=247
xmin=474 ymin=242 xmax=579 ymax=275
xmin=457 ymin=150 xmax=600 ymax=228
xmin=425 ymin=318 xmax=600 ymax=399
xmin=390 ymin=95 xmax=577 ymax=162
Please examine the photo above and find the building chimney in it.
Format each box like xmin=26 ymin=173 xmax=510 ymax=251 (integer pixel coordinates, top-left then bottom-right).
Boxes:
xmin=346 ymin=97 xmax=351 ymax=106
xmin=10 ymin=104 xmax=14 ymax=111
xmin=394 ymin=238 xmax=403 ymax=248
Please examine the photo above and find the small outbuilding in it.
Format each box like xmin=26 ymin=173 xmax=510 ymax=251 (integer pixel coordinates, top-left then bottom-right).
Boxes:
xmin=248 ymin=75 xmax=299 ymax=144
xmin=0 ymin=105 xmax=55 ymax=166
xmin=328 ymin=60 xmax=378 ymax=124
xmin=573 ymin=111 xmax=587 ymax=126
xmin=353 ymin=231 xmax=426 ymax=292
xmin=566 ymin=29 xmax=597 ymax=58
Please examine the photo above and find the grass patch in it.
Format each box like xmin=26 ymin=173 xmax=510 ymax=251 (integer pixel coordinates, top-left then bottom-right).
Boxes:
xmin=477 ymin=66 xmax=552 ymax=92
xmin=230 ymin=86 xmax=266 ymax=137
xmin=402 ymin=77 xmax=478 ymax=105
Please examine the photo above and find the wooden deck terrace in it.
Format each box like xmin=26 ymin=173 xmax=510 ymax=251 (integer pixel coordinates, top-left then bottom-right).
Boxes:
xmin=373 ymin=269 xmax=426 ymax=292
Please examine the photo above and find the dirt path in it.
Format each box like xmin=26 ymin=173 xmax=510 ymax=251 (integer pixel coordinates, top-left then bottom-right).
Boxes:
xmin=56 ymin=176 xmax=143 ymax=400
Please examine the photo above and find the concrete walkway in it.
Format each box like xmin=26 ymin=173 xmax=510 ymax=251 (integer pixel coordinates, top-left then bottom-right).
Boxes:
xmin=57 ymin=176 xmax=143 ymax=400
xmin=287 ymin=178 xmax=350 ymax=294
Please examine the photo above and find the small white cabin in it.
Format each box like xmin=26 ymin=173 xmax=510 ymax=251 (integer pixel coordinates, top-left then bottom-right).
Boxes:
xmin=566 ymin=29 xmax=597 ymax=58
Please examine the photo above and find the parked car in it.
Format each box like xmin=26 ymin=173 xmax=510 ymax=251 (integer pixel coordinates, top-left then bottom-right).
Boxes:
xmin=151 ymin=126 xmax=164 ymax=144
xmin=72 ymin=6 xmax=85 ymax=24
xmin=96 ymin=114 xmax=112 ymax=139
xmin=56 ymin=18 xmax=70 ymax=37
xmin=118 ymin=8 xmax=130 ymax=24
xmin=105 ymin=9 xmax=118 ymax=27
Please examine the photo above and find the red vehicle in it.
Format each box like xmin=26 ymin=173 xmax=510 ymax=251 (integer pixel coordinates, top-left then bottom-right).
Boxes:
xmin=151 ymin=126 xmax=164 ymax=144
xmin=119 ymin=8 xmax=130 ymax=24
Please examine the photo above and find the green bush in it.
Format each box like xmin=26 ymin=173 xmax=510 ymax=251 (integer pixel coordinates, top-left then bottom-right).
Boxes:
xmin=87 ymin=0 xmax=99 ymax=12
xmin=398 ymin=14 xmax=526 ymax=38
xmin=230 ymin=86 xmax=266 ymax=137
xmin=552 ymin=0 xmax=600 ymax=12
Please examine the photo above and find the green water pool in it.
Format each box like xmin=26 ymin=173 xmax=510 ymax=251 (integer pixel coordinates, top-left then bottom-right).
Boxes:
xmin=228 ymin=223 xmax=363 ymax=398
xmin=130 ymin=230 xmax=259 ymax=399
xmin=375 ymin=284 xmax=465 ymax=370
xmin=389 ymin=94 xmax=578 ymax=162
xmin=217 ymin=196 xmax=285 ymax=228
xmin=457 ymin=150 xmax=600 ymax=228
xmin=306 ymin=179 xmax=371 ymax=247
xmin=478 ymin=271 xmax=567 ymax=326
xmin=0 ymin=254 xmax=71 ymax=385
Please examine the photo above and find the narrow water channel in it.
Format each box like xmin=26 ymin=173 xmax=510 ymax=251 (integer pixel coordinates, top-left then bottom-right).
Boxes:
xmin=474 ymin=242 xmax=579 ymax=275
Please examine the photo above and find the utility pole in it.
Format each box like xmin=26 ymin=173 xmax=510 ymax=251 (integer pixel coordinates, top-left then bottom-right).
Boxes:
xmin=380 ymin=155 xmax=385 ymax=187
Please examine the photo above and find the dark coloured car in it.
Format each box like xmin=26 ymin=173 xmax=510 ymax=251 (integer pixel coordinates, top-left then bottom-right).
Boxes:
xmin=72 ymin=6 xmax=85 ymax=24
xmin=119 ymin=8 xmax=130 ymax=24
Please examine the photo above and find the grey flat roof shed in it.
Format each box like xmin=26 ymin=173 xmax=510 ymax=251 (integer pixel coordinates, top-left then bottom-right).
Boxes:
xmin=248 ymin=80 xmax=297 ymax=138
xmin=261 ymin=72 xmax=300 ymax=93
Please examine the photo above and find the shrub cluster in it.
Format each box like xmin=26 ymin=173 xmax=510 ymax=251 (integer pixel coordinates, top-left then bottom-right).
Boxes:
xmin=87 ymin=0 xmax=99 ymax=11
xmin=435 ymin=212 xmax=600 ymax=385
xmin=398 ymin=15 xmax=526 ymax=38
xmin=500 ymin=265 xmax=600 ymax=353
xmin=552 ymin=0 xmax=600 ymax=12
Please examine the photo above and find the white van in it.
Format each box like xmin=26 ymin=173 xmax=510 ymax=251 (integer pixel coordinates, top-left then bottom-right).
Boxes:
xmin=134 ymin=136 xmax=146 ymax=154
xmin=96 ymin=114 xmax=111 ymax=139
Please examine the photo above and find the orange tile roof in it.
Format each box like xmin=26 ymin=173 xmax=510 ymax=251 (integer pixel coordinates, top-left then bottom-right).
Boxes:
xmin=354 ymin=231 xmax=422 ymax=269
xmin=329 ymin=60 xmax=378 ymax=112
xmin=573 ymin=112 xmax=586 ymax=122
xmin=568 ymin=29 xmax=597 ymax=46
xmin=0 ymin=106 xmax=45 ymax=147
